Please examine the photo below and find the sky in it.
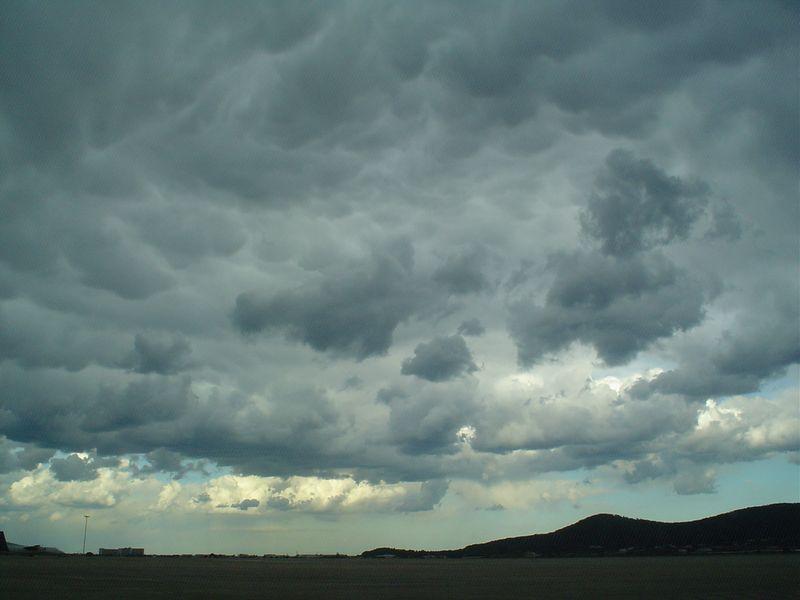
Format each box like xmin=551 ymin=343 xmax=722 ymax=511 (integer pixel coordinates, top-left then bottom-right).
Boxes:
xmin=0 ymin=1 xmax=798 ymax=555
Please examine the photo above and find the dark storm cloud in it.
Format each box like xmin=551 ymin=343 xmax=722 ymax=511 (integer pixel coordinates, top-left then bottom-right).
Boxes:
xmin=457 ymin=318 xmax=485 ymax=337
xmin=49 ymin=453 xmax=119 ymax=482
xmin=0 ymin=302 xmax=128 ymax=372
xmin=233 ymin=241 xmax=435 ymax=359
xmin=49 ymin=454 xmax=98 ymax=482
xmin=81 ymin=376 xmax=195 ymax=434
xmin=401 ymin=335 xmax=478 ymax=382
xmin=339 ymin=375 xmax=364 ymax=391
xmin=63 ymin=227 xmax=176 ymax=300
xmin=433 ymin=249 xmax=491 ymax=295
xmin=15 ymin=446 xmax=55 ymax=471
xmin=0 ymin=367 xmax=196 ymax=451
xmin=396 ymin=479 xmax=449 ymax=512
xmin=712 ymin=306 xmax=800 ymax=381
xmin=0 ymin=1 xmax=330 ymax=171
xmin=581 ymin=149 xmax=710 ymax=256
xmin=140 ymin=448 xmax=184 ymax=473
xmin=643 ymin=367 xmax=760 ymax=400
xmin=124 ymin=334 xmax=192 ymax=375
xmin=231 ymin=498 xmax=260 ymax=511
xmin=0 ymin=0 xmax=795 ymax=499
xmin=0 ymin=0 xmax=787 ymax=222
xmin=509 ymin=252 xmax=707 ymax=366
xmin=132 ymin=448 xmax=207 ymax=480
xmin=426 ymin=0 xmax=795 ymax=145
xmin=379 ymin=382 xmax=479 ymax=456
xmin=0 ymin=437 xmax=54 ymax=474
xmin=637 ymin=297 xmax=800 ymax=398
xmin=0 ymin=0 xmax=792 ymax=194
xmin=132 ymin=204 xmax=247 ymax=269
xmin=704 ymin=200 xmax=743 ymax=242
xmin=142 ymin=384 xmax=346 ymax=478
xmin=0 ymin=359 xmax=349 ymax=477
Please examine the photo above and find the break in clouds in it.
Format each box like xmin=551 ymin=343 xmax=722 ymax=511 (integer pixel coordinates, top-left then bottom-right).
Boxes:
xmin=0 ymin=1 xmax=797 ymax=537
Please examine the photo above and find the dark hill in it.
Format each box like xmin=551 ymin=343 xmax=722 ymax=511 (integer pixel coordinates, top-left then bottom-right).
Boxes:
xmin=362 ymin=503 xmax=800 ymax=558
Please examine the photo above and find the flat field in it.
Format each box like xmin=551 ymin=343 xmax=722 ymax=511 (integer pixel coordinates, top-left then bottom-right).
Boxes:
xmin=1 ymin=554 xmax=798 ymax=599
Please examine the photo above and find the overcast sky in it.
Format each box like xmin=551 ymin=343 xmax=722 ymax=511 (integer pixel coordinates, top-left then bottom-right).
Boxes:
xmin=0 ymin=1 xmax=798 ymax=555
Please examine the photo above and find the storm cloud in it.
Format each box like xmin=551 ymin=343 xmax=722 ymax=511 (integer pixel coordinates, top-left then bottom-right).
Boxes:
xmin=125 ymin=334 xmax=192 ymax=375
xmin=0 ymin=1 xmax=796 ymax=552
xmin=231 ymin=498 xmax=260 ymax=511
xmin=433 ymin=248 xmax=491 ymax=295
xmin=233 ymin=242 xmax=432 ymax=359
xmin=581 ymin=149 xmax=710 ymax=256
xmin=49 ymin=453 xmax=119 ymax=482
xmin=509 ymin=252 xmax=708 ymax=365
xmin=457 ymin=318 xmax=485 ymax=337
xmin=401 ymin=335 xmax=478 ymax=382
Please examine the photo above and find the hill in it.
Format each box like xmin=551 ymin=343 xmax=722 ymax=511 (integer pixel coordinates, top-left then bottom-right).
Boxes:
xmin=362 ymin=503 xmax=800 ymax=558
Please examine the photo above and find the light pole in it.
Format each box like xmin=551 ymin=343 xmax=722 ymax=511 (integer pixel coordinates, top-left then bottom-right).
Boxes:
xmin=82 ymin=515 xmax=90 ymax=554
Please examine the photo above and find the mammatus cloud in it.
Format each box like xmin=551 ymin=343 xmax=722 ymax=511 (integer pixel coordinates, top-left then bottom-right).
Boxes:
xmin=507 ymin=149 xmax=722 ymax=367
xmin=509 ymin=252 xmax=707 ymax=366
xmin=457 ymin=318 xmax=485 ymax=337
xmin=581 ymin=149 xmax=710 ymax=257
xmin=433 ymin=248 xmax=491 ymax=295
xmin=401 ymin=335 xmax=478 ymax=382
xmin=0 ymin=1 xmax=796 ymax=551
xmin=49 ymin=453 xmax=119 ymax=482
xmin=123 ymin=334 xmax=192 ymax=375
xmin=233 ymin=243 xmax=432 ymax=359
xmin=378 ymin=381 xmax=480 ymax=457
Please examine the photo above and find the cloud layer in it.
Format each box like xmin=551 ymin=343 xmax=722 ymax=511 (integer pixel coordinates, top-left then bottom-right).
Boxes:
xmin=0 ymin=1 xmax=796 ymax=550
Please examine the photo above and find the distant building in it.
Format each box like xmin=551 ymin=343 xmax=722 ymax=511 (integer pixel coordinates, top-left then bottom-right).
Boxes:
xmin=99 ymin=547 xmax=145 ymax=556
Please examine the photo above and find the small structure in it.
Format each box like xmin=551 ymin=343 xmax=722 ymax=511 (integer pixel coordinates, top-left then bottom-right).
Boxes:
xmin=99 ymin=547 xmax=145 ymax=556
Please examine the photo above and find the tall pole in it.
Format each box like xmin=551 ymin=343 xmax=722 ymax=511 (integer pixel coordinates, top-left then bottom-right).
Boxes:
xmin=82 ymin=515 xmax=90 ymax=554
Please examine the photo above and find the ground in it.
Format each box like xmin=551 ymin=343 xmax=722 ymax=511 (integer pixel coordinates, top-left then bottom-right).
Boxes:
xmin=1 ymin=554 xmax=798 ymax=599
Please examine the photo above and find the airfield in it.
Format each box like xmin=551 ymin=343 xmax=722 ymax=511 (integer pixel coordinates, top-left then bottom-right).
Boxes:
xmin=2 ymin=554 xmax=798 ymax=599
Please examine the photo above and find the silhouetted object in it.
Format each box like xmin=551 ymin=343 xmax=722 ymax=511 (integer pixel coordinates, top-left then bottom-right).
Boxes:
xmin=363 ymin=503 xmax=800 ymax=558
xmin=82 ymin=515 xmax=89 ymax=554
xmin=0 ymin=531 xmax=64 ymax=555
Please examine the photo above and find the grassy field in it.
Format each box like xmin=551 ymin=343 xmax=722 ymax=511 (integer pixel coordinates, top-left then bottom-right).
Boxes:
xmin=1 ymin=554 xmax=798 ymax=599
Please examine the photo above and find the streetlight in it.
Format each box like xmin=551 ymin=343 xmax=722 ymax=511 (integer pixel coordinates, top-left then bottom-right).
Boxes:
xmin=82 ymin=515 xmax=90 ymax=554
